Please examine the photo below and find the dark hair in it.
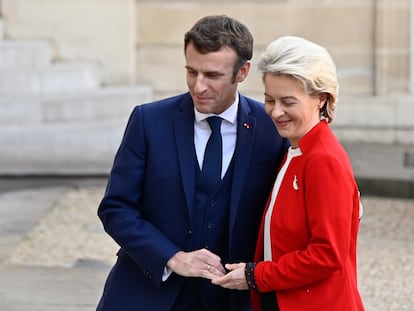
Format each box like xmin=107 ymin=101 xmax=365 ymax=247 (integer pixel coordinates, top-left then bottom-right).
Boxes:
xmin=184 ymin=15 xmax=253 ymax=79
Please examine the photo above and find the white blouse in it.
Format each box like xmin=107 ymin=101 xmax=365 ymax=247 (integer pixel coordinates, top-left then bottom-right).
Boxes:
xmin=264 ymin=147 xmax=302 ymax=261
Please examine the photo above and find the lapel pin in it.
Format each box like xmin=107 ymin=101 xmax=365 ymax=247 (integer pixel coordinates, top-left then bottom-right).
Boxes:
xmin=293 ymin=175 xmax=299 ymax=190
xmin=243 ymin=123 xmax=250 ymax=129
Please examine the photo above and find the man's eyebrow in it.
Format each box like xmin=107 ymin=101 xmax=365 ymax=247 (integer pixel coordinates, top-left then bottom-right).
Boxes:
xmin=185 ymin=66 xmax=224 ymax=76
xmin=205 ymin=70 xmax=224 ymax=76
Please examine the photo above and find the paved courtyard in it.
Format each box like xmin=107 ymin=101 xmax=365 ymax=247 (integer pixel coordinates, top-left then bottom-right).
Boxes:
xmin=0 ymin=184 xmax=412 ymax=310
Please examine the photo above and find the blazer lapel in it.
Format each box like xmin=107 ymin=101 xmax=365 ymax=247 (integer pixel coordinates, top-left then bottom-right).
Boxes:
xmin=174 ymin=95 xmax=196 ymax=224
xmin=229 ymin=95 xmax=256 ymax=235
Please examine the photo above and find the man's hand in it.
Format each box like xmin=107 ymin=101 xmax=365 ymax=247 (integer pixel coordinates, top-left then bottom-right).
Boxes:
xmin=167 ymin=249 xmax=226 ymax=280
xmin=211 ymin=262 xmax=248 ymax=290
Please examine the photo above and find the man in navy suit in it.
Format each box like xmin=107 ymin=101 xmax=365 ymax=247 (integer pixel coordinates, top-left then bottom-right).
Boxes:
xmin=97 ymin=15 xmax=288 ymax=311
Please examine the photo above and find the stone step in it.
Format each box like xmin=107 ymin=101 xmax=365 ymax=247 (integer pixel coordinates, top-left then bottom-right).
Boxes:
xmin=343 ymin=142 xmax=414 ymax=183
xmin=0 ymin=19 xmax=3 ymax=41
xmin=0 ymin=40 xmax=53 ymax=69
xmin=0 ymin=85 xmax=153 ymax=124
xmin=332 ymin=95 xmax=414 ymax=145
xmin=0 ymin=62 xmax=103 ymax=95
xmin=42 ymin=85 xmax=152 ymax=122
xmin=0 ymin=96 xmax=43 ymax=124
xmin=0 ymin=120 xmax=128 ymax=175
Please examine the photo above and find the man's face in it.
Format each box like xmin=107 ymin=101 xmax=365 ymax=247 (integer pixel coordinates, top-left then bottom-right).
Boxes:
xmin=185 ymin=43 xmax=250 ymax=115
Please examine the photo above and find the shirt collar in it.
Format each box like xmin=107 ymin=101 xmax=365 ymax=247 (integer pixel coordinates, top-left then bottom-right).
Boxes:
xmin=194 ymin=93 xmax=239 ymax=124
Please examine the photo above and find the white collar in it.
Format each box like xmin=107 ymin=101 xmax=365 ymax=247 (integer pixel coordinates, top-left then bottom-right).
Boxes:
xmin=288 ymin=146 xmax=302 ymax=158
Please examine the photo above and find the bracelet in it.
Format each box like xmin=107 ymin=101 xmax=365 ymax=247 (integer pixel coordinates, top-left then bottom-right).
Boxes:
xmin=245 ymin=262 xmax=258 ymax=291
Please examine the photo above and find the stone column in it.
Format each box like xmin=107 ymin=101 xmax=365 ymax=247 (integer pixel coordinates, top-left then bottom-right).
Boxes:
xmin=374 ymin=0 xmax=410 ymax=95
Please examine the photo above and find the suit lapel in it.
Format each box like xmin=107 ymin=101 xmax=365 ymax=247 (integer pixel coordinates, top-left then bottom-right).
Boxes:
xmin=174 ymin=94 xmax=196 ymax=224
xmin=229 ymin=95 xmax=256 ymax=235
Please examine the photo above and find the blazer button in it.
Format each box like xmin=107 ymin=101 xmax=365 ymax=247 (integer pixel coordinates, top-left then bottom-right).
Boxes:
xmin=209 ymin=200 xmax=215 ymax=207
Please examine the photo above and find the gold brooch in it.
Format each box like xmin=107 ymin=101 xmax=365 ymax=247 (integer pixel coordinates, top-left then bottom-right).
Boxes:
xmin=293 ymin=175 xmax=299 ymax=190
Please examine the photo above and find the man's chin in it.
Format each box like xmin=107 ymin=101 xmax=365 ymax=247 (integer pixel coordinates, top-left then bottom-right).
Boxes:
xmin=194 ymin=103 xmax=213 ymax=114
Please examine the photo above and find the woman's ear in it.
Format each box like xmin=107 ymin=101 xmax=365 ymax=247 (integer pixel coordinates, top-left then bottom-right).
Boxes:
xmin=318 ymin=93 xmax=328 ymax=108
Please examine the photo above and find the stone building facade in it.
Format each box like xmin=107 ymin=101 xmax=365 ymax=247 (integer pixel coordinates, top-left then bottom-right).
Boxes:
xmin=0 ymin=0 xmax=413 ymax=186
xmin=2 ymin=0 xmax=412 ymax=95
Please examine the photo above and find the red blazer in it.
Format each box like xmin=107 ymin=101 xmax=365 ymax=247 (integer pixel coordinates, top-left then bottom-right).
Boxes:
xmin=251 ymin=121 xmax=364 ymax=311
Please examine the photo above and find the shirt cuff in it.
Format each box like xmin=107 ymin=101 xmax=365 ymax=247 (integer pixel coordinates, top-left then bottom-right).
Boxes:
xmin=162 ymin=266 xmax=173 ymax=282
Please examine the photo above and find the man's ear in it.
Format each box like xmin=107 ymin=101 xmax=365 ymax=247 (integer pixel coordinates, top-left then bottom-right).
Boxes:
xmin=237 ymin=61 xmax=251 ymax=82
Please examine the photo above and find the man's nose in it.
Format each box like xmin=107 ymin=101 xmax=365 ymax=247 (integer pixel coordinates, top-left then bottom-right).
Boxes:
xmin=194 ymin=75 xmax=207 ymax=93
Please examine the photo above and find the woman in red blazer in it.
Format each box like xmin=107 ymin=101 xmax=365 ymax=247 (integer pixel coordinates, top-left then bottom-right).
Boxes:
xmin=212 ymin=36 xmax=365 ymax=310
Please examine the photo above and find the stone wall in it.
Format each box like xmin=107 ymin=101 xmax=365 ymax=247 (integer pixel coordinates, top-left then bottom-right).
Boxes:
xmin=1 ymin=0 xmax=136 ymax=85
xmin=2 ymin=0 xmax=411 ymax=99
xmin=0 ymin=0 xmax=413 ymax=181
xmin=132 ymin=0 xmax=414 ymax=152
xmin=135 ymin=0 xmax=379 ymax=100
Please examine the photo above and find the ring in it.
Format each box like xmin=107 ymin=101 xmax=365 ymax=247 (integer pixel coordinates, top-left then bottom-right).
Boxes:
xmin=207 ymin=264 xmax=212 ymax=271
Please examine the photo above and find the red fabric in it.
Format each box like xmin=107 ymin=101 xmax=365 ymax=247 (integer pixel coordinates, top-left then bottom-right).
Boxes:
xmin=251 ymin=121 xmax=364 ymax=311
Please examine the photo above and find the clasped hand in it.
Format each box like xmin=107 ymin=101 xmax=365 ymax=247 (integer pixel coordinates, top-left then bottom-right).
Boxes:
xmin=167 ymin=249 xmax=248 ymax=290
xmin=167 ymin=248 xmax=226 ymax=279
xmin=211 ymin=263 xmax=248 ymax=290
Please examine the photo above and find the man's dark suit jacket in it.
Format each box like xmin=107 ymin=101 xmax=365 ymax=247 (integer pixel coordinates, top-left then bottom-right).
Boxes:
xmin=97 ymin=92 xmax=288 ymax=310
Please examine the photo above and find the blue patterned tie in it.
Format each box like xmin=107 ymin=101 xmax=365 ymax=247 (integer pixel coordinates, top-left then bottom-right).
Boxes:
xmin=202 ymin=116 xmax=223 ymax=190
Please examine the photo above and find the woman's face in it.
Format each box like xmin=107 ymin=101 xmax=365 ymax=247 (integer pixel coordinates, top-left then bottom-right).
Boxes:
xmin=263 ymin=74 xmax=326 ymax=148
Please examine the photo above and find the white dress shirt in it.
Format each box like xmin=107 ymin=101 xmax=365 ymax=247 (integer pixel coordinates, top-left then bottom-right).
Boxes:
xmin=194 ymin=96 xmax=238 ymax=178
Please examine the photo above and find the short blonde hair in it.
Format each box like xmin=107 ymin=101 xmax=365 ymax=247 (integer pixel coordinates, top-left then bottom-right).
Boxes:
xmin=257 ymin=36 xmax=338 ymax=123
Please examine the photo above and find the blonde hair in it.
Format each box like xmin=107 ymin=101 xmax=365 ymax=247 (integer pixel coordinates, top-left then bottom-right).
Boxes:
xmin=257 ymin=36 xmax=338 ymax=123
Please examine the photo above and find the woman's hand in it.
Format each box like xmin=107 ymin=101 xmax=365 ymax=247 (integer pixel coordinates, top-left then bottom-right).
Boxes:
xmin=211 ymin=262 xmax=249 ymax=290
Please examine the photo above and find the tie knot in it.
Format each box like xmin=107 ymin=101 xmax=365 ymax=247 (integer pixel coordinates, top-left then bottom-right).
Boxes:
xmin=206 ymin=116 xmax=222 ymax=133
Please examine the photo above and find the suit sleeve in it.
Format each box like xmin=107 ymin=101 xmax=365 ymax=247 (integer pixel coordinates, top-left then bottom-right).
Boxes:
xmin=97 ymin=105 xmax=181 ymax=287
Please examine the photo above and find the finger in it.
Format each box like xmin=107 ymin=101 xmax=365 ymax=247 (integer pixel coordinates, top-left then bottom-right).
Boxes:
xmin=197 ymin=249 xmax=225 ymax=274
xmin=198 ymin=248 xmax=222 ymax=262
xmin=210 ymin=262 xmax=226 ymax=274
xmin=208 ymin=264 xmax=226 ymax=276
xmin=225 ymin=262 xmax=243 ymax=271
xmin=212 ymin=275 xmax=240 ymax=289
xmin=212 ymin=273 xmax=247 ymax=290
xmin=202 ymin=263 xmax=225 ymax=279
xmin=211 ymin=274 xmax=229 ymax=285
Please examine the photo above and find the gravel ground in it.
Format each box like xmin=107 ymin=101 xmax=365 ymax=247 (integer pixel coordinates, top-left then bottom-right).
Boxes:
xmin=3 ymin=186 xmax=414 ymax=310
xmin=357 ymin=196 xmax=413 ymax=310
xmin=5 ymin=187 xmax=118 ymax=268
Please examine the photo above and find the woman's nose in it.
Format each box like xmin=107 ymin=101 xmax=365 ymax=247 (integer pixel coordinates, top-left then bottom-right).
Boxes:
xmin=271 ymin=103 xmax=284 ymax=119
